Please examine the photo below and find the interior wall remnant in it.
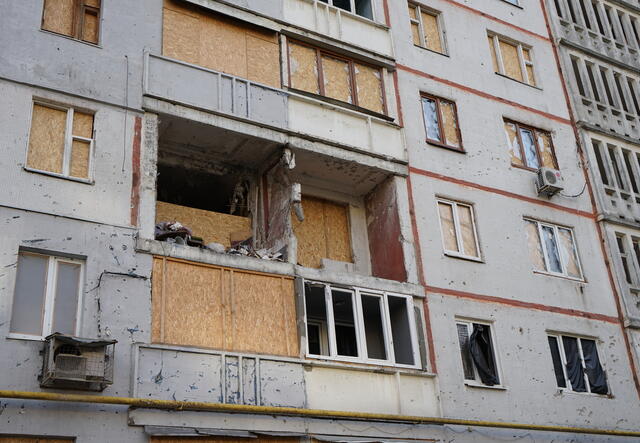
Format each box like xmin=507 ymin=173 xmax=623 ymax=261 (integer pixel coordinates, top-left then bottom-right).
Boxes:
xmin=151 ymin=257 xmax=299 ymax=358
xmin=162 ymin=0 xmax=280 ymax=87
xmin=292 ymin=196 xmax=353 ymax=269
xmin=365 ymin=177 xmax=407 ymax=282
xmin=27 ymin=104 xmax=67 ymax=174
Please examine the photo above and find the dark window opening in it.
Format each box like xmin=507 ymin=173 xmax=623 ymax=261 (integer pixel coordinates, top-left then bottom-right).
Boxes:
xmin=571 ymin=57 xmax=586 ymax=96
xmin=388 ymin=296 xmax=414 ymax=365
xmin=600 ymin=68 xmax=615 ymax=106
xmin=623 ymin=150 xmax=638 ymax=192
xmin=355 ymin=0 xmax=374 ymax=19
xmin=549 ymin=335 xmax=609 ymax=394
xmin=614 ymin=75 xmax=629 ymax=112
xmin=578 ymin=0 xmax=591 ymax=29
xmin=457 ymin=322 xmax=499 ymax=386
xmin=586 ymin=64 xmax=600 ymax=101
xmin=592 ymin=2 xmax=606 ymax=34
xmin=332 ymin=290 xmax=358 ymax=357
xmin=362 ymin=295 xmax=387 ymax=360
xmin=305 ymin=283 xmax=330 ymax=356
xmin=592 ymin=141 xmax=610 ymax=185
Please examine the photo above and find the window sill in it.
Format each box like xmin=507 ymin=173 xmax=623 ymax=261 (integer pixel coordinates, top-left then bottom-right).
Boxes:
xmin=533 ymin=269 xmax=586 ymax=283
xmin=464 ymin=381 xmax=507 ymax=390
xmin=7 ymin=333 xmax=45 ymax=342
xmin=556 ymin=388 xmax=613 ymax=399
xmin=304 ymin=355 xmax=426 ymax=374
xmin=498 ymin=0 xmax=523 ymax=9
xmin=24 ymin=167 xmax=94 ymax=185
xmin=413 ymin=44 xmax=449 ymax=58
xmin=444 ymin=251 xmax=484 ymax=263
xmin=495 ymin=72 xmax=541 ymax=91
xmin=39 ymin=29 xmax=102 ymax=49
xmin=425 ymin=139 xmax=465 ymax=153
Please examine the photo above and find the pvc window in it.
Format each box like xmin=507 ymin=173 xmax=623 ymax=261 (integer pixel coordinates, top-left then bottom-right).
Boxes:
xmin=547 ymin=334 xmax=609 ymax=395
xmin=41 ymin=0 xmax=101 ymax=45
xmin=436 ymin=199 xmax=481 ymax=260
xmin=420 ymin=93 xmax=463 ymax=151
xmin=408 ymin=3 xmax=446 ymax=55
xmin=287 ymin=39 xmax=388 ymax=115
xmin=614 ymin=233 xmax=640 ymax=293
xmin=504 ymin=120 xmax=558 ymax=171
xmin=524 ymin=219 xmax=584 ymax=280
xmin=488 ymin=33 xmax=536 ymax=87
xmin=304 ymin=281 xmax=420 ymax=368
xmin=456 ymin=320 xmax=501 ymax=386
xmin=317 ymin=0 xmax=374 ymax=20
xmin=26 ymin=102 xmax=95 ymax=182
xmin=9 ymin=251 xmax=84 ymax=340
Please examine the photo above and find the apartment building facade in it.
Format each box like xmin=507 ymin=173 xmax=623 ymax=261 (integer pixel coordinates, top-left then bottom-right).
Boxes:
xmin=0 ymin=0 xmax=638 ymax=442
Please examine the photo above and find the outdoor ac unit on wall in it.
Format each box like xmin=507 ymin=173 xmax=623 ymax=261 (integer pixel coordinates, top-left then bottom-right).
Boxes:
xmin=40 ymin=333 xmax=117 ymax=392
xmin=536 ymin=167 xmax=564 ymax=197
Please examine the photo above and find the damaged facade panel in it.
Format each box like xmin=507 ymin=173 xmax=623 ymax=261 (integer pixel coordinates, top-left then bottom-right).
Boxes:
xmin=162 ymin=0 xmax=280 ymax=87
xmin=151 ymin=257 xmax=299 ymax=357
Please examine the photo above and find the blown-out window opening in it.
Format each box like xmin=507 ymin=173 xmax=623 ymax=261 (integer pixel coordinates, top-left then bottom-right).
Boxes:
xmin=456 ymin=320 xmax=501 ymax=386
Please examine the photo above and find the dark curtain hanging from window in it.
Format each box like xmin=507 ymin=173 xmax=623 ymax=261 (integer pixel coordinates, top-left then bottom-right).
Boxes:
xmin=562 ymin=336 xmax=586 ymax=392
xmin=469 ymin=325 xmax=499 ymax=385
xmin=581 ymin=339 xmax=609 ymax=394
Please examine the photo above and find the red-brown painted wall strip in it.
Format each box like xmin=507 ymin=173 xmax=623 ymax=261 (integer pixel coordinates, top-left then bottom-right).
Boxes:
xmin=129 ymin=116 xmax=142 ymax=227
xmin=426 ymin=285 xmax=619 ymax=323
xmin=539 ymin=0 xmax=640 ymax=399
xmin=435 ymin=0 xmax=550 ymax=42
xmin=407 ymin=175 xmax=438 ymax=373
xmin=397 ymin=64 xmax=572 ymax=126
xmin=409 ymin=166 xmax=595 ymax=219
xmin=392 ymin=70 xmax=405 ymax=127
xmin=382 ymin=0 xmax=390 ymax=27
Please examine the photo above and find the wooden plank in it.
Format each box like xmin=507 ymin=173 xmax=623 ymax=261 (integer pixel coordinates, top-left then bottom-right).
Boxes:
xmin=82 ymin=10 xmax=99 ymax=43
xmin=69 ymin=139 xmax=90 ymax=178
xmin=27 ymin=104 xmax=67 ymax=174
xmin=421 ymin=11 xmax=442 ymax=53
xmin=321 ymin=55 xmax=352 ymax=103
xmin=354 ymin=63 xmax=384 ymax=113
xmin=155 ymin=201 xmax=251 ymax=248
xmin=437 ymin=202 xmax=458 ymax=252
xmin=288 ymin=42 xmax=319 ymax=94
xmin=42 ymin=0 xmax=75 ymax=36
xmin=162 ymin=7 xmax=200 ymax=65
xmin=499 ymin=40 xmax=524 ymax=82
xmin=292 ymin=196 xmax=327 ymax=268
xmin=246 ymin=34 xmax=280 ymax=88
xmin=504 ymin=121 xmax=523 ymax=166
xmin=323 ymin=200 xmax=352 ymax=264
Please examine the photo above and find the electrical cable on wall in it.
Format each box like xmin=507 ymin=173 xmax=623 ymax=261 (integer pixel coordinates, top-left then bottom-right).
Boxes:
xmin=560 ymin=181 xmax=587 ymax=198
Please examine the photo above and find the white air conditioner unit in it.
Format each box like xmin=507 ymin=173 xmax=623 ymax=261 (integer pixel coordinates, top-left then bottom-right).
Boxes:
xmin=536 ymin=167 xmax=564 ymax=197
xmin=40 ymin=333 xmax=116 ymax=391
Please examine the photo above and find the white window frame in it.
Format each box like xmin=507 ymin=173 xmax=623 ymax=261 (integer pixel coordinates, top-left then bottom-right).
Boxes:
xmin=436 ymin=198 xmax=482 ymax=261
xmin=614 ymin=232 xmax=640 ymax=293
xmin=25 ymin=101 xmax=95 ymax=183
xmin=547 ymin=333 xmax=610 ymax=395
xmin=525 ymin=219 xmax=584 ymax=280
xmin=455 ymin=319 xmax=504 ymax=388
xmin=303 ymin=281 xmax=421 ymax=369
xmin=408 ymin=2 xmax=447 ymax=54
xmin=316 ymin=0 xmax=377 ymax=22
xmin=9 ymin=252 xmax=84 ymax=341
xmin=488 ymin=33 xmax=536 ymax=86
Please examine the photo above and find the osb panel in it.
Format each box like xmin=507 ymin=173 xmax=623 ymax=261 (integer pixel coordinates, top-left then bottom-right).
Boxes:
xmin=487 ymin=36 xmax=499 ymax=72
xmin=323 ymin=200 xmax=352 ymax=264
xmin=458 ymin=205 xmax=478 ymax=257
xmin=162 ymin=8 xmax=200 ymax=65
xmin=151 ymin=258 xmax=297 ymax=357
xmin=292 ymin=196 xmax=327 ymax=268
xmin=69 ymin=139 xmax=90 ymax=179
xmin=72 ymin=111 xmax=93 ymax=138
xmin=355 ymin=63 xmax=383 ymax=113
xmin=230 ymin=273 xmax=298 ymax=357
xmin=82 ymin=10 xmax=99 ymax=44
xmin=152 ymin=257 xmax=224 ymax=348
xmin=538 ymin=132 xmax=556 ymax=168
xmin=289 ymin=42 xmax=319 ymax=94
xmin=246 ymin=34 xmax=280 ymax=88
xmin=504 ymin=122 xmax=522 ymax=166
xmin=155 ymin=201 xmax=251 ymax=248
xmin=558 ymin=229 xmax=581 ymax=277
xmin=42 ymin=0 xmax=75 ymax=36
xmin=440 ymin=101 xmax=460 ymax=148
xmin=151 ymin=437 xmax=299 ymax=443
xmin=526 ymin=64 xmax=536 ymax=86
xmin=321 ymin=55 xmax=352 ymax=103
xmin=499 ymin=40 xmax=523 ymax=82
xmin=421 ymin=11 xmax=442 ymax=53
xmin=437 ymin=202 xmax=458 ymax=252
xmin=27 ymin=104 xmax=66 ymax=174
xmin=199 ymin=13 xmax=247 ymax=79
xmin=411 ymin=22 xmax=421 ymax=46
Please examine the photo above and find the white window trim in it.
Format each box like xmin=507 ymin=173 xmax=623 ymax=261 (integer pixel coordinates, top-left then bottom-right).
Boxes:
xmin=408 ymin=3 xmax=447 ymax=55
xmin=436 ymin=199 xmax=482 ymax=261
xmin=548 ymin=333 xmax=610 ymax=395
xmin=455 ymin=318 xmax=504 ymax=388
xmin=488 ymin=33 xmax=537 ymax=87
xmin=304 ymin=281 xmax=421 ymax=369
xmin=315 ymin=0 xmax=377 ymax=22
xmin=24 ymin=101 xmax=95 ymax=183
xmin=526 ymin=219 xmax=584 ymax=280
xmin=8 ymin=252 xmax=84 ymax=341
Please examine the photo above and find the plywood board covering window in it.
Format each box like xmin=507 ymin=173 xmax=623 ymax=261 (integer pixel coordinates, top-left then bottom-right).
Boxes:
xmin=287 ymin=40 xmax=387 ymax=114
xmin=408 ymin=3 xmax=445 ymax=54
xmin=524 ymin=219 xmax=583 ymax=279
xmin=437 ymin=199 xmax=480 ymax=260
xmin=503 ymin=120 xmax=558 ymax=171
xmin=292 ymin=196 xmax=353 ymax=269
xmin=421 ymin=94 xmax=462 ymax=151
xmin=162 ymin=0 xmax=280 ymax=87
xmin=151 ymin=257 xmax=298 ymax=357
xmin=488 ymin=34 xmax=536 ymax=86
xmin=27 ymin=102 xmax=94 ymax=181
xmin=42 ymin=0 xmax=101 ymax=44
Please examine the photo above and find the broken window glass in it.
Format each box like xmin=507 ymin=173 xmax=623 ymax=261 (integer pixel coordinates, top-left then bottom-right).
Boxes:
xmin=524 ymin=220 xmax=545 ymax=271
xmin=562 ymin=336 xmax=587 ymax=392
xmin=456 ymin=323 xmax=475 ymax=380
xmin=542 ymin=225 xmax=562 ymax=273
xmin=421 ymin=97 xmax=441 ymax=142
xmin=469 ymin=324 xmax=499 ymax=385
xmin=520 ymin=128 xmax=540 ymax=170
xmin=557 ymin=228 xmax=581 ymax=278
xmin=548 ymin=336 xmax=567 ymax=388
xmin=581 ymin=339 xmax=609 ymax=394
